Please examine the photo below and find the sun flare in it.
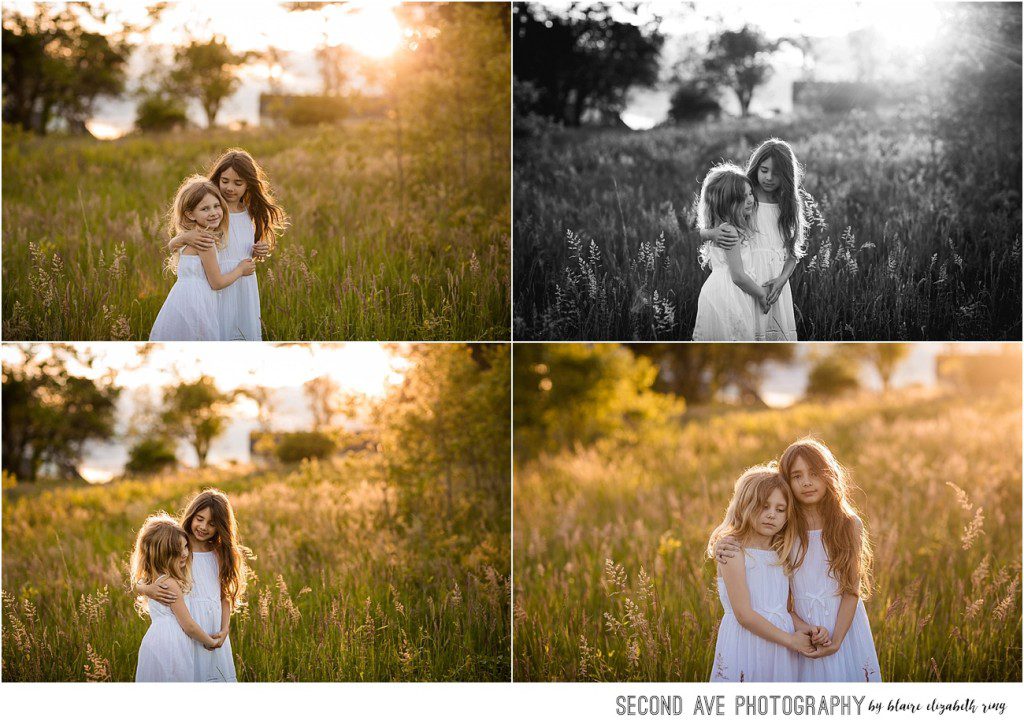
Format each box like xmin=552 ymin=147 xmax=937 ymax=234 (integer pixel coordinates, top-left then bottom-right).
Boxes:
xmin=326 ymin=4 xmax=403 ymax=59
xmin=870 ymin=1 xmax=944 ymax=51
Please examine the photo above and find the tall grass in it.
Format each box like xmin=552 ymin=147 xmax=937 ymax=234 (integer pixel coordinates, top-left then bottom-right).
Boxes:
xmin=514 ymin=112 xmax=1021 ymax=340
xmin=2 ymin=122 xmax=510 ymax=341
xmin=2 ymin=456 xmax=510 ymax=681
xmin=514 ymin=388 xmax=1022 ymax=681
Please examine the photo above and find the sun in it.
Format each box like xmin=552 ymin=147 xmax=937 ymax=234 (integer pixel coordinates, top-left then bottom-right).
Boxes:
xmin=327 ymin=3 xmax=404 ymax=59
xmin=870 ymin=1 xmax=944 ymax=51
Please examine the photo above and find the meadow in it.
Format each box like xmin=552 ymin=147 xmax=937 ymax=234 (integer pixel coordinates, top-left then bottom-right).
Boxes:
xmin=513 ymin=111 xmax=1021 ymax=340
xmin=2 ymin=456 xmax=510 ymax=681
xmin=514 ymin=387 xmax=1022 ymax=681
xmin=1 ymin=121 xmax=510 ymax=341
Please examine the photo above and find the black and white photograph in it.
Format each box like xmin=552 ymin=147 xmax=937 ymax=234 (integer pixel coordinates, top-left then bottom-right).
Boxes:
xmin=513 ymin=1 xmax=1022 ymax=341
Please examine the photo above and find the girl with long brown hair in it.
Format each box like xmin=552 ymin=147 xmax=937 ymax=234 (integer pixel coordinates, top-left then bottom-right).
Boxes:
xmin=714 ymin=438 xmax=882 ymax=682
xmin=137 ymin=489 xmax=252 ymax=681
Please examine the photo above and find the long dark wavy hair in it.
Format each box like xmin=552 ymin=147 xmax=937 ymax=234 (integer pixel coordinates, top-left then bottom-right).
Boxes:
xmin=207 ymin=149 xmax=289 ymax=253
xmin=745 ymin=138 xmax=807 ymax=259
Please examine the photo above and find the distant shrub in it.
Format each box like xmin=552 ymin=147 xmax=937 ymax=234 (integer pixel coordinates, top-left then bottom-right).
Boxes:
xmin=134 ymin=94 xmax=188 ymax=133
xmin=124 ymin=437 xmax=178 ymax=475
xmin=262 ymin=95 xmax=351 ymax=126
xmin=806 ymin=355 xmax=860 ymax=399
xmin=276 ymin=431 xmax=336 ymax=463
xmin=792 ymin=81 xmax=882 ymax=113
xmin=668 ymin=81 xmax=721 ymax=122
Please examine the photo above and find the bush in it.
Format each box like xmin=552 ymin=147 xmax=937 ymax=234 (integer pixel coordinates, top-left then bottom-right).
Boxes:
xmin=134 ymin=94 xmax=188 ymax=133
xmin=806 ymin=355 xmax=860 ymax=399
xmin=668 ymin=81 xmax=721 ymax=122
xmin=124 ymin=437 xmax=177 ymax=475
xmin=276 ymin=431 xmax=336 ymax=463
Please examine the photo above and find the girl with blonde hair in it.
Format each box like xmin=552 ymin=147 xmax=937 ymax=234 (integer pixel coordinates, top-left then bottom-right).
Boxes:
xmin=708 ymin=466 xmax=812 ymax=681
xmin=131 ymin=514 xmax=224 ymax=681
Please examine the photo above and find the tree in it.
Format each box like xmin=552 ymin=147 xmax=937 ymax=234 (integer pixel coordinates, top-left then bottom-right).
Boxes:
xmin=628 ymin=343 xmax=795 ymax=405
xmin=513 ymin=2 xmax=664 ymax=126
xmin=805 ymin=353 xmax=860 ymax=399
xmin=160 ymin=376 xmax=234 ymax=466
xmin=856 ymin=344 xmax=910 ymax=392
xmin=2 ymin=5 xmax=133 ymax=134
xmin=170 ymin=35 xmax=252 ymax=127
xmin=1 ymin=346 xmax=120 ymax=481
xmin=238 ymin=383 xmax=277 ymax=431
xmin=125 ymin=437 xmax=178 ymax=475
xmin=514 ymin=344 xmax=682 ymax=457
xmin=303 ymin=375 xmax=341 ymax=431
xmin=703 ymin=25 xmax=778 ymax=117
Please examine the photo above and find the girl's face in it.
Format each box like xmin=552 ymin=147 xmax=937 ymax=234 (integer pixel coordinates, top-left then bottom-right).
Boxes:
xmin=753 ymin=487 xmax=788 ymax=537
xmin=190 ymin=507 xmax=218 ymax=543
xmin=179 ymin=536 xmax=190 ymax=565
xmin=218 ymin=166 xmax=248 ymax=206
xmin=186 ymin=193 xmax=223 ymax=229
xmin=742 ymin=183 xmax=755 ymax=216
xmin=757 ymin=155 xmax=779 ymax=196
xmin=787 ymin=454 xmax=826 ymax=506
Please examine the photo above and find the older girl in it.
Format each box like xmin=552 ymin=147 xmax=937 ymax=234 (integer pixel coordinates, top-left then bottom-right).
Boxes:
xmin=149 ymin=176 xmax=255 ymax=341
xmin=131 ymin=514 xmax=223 ymax=681
xmin=708 ymin=466 xmax=812 ymax=682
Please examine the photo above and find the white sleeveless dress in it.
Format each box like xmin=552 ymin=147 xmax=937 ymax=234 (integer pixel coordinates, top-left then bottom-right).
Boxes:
xmin=749 ymin=203 xmax=798 ymax=341
xmin=217 ymin=210 xmax=262 ymax=341
xmin=711 ymin=548 xmax=799 ymax=682
xmin=135 ymin=598 xmax=195 ymax=682
xmin=791 ymin=530 xmax=882 ymax=682
xmin=149 ymin=255 xmax=220 ymax=341
xmin=692 ymin=243 xmax=760 ymax=341
xmin=190 ymin=550 xmax=237 ymax=681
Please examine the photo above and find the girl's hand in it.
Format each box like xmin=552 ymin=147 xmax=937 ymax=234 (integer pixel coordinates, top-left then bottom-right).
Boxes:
xmin=207 ymin=629 xmax=229 ymax=649
xmin=180 ymin=229 xmax=218 ymax=252
xmin=788 ymin=631 xmax=813 ymax=653
xmin=802 ymin=640 xmax=840 ymax=659
xmin=756 ymin=290 xmax=770 ymax=315
xmin=713 ymin=223 xmax=739 ymax=250
xmin=139 ymin=577 xmax=178 ymax=605
xmin=252 ymin=241 xmax=271 ymax=257
xmin=809 ymin=625 xmax=832 ymax=647
xmin=236 ymin=259 xmax=256 ymax=276
xmin=713 ymin=535 xmax=741 ymax=564
xmin=763 ymin=277 xmax=787 ymax=307
xmin=204 ymin=631 xmax=225 ymax=650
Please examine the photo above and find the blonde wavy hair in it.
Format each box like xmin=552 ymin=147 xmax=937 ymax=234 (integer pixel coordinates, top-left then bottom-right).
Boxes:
xmin=129 ymin=513 xmax=191 ymax=615
xmin=707 ymin=464 xmax=799 ymax=576
xmin=780 ymin=438 xmax=873 ymax=599
xmin=164 ymin=175 xmax=230 ymax=274
xmin=696 ymin=162 xmax=754 ymax=269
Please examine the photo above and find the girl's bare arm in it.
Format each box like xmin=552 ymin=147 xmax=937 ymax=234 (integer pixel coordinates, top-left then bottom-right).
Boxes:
xmin=725 ymin=246 xmax=768 ymax=305
xmin=720 ymin=556 xmax=812 ymax=652
xmin=196 ymin=247 xmax=254 ymax=290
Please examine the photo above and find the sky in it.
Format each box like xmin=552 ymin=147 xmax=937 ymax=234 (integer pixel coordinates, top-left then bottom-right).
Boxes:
xmin=6 ymin=0 xmax=406 ymax=137
xmin=2 ymin=343 xmax=408 ymax=481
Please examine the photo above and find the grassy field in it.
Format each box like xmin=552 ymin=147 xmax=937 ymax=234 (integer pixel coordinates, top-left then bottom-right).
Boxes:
xmin=513 ymin=112 xmax=1021 ymax=340
xmin=514 ymin=387 xmax=1022 ymax=681
xmin=2 ymin=122 xmax=509 ymax=341
xmin=2 ymin=456 xmax=510 ymax=681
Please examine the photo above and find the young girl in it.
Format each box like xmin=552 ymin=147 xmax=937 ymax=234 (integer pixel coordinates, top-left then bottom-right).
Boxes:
xmin=692 ymin=163 xmax=770 ymax=341
xmin=138 ymin=489 xmax=250 ymax=682
xmin=745 ymin=138 xmax=806 ymax=341
xmin=707 ymin=466 xmax=812 ymax=682
xmin=715 ymin=439 xmax=882 ymax=682
xmin=150 ymin=176 xmax=256 ymax=341
xmin=170 ymin=150 xmax=288 ymax=341
xmin=131 ymin=514 xmax=223 ymax=682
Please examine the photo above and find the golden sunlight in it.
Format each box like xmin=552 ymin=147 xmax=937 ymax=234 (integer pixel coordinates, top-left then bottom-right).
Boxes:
xmin=325 ymin=3 xmax=403 ymax=59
